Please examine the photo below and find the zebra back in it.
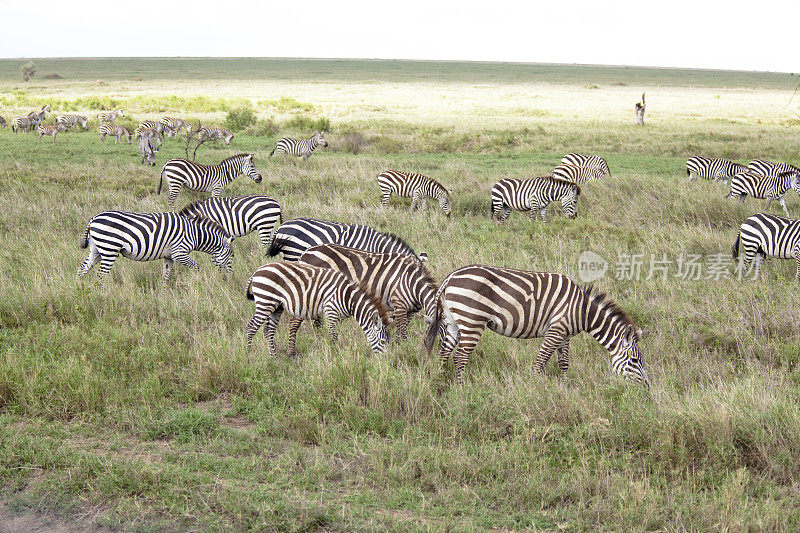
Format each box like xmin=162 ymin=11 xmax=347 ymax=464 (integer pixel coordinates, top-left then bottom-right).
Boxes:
xmin=179 ymin=195 xmax=282 ymax=246
xmin=736 ymin=213 xmax=800 ymax=262
xmin=748 ymin=159 xmax=800 ymax=176
xmin=552 ymin=163 xmax=604 ymax=184
xmin=560 ymin=153 xmax=611 ymax=177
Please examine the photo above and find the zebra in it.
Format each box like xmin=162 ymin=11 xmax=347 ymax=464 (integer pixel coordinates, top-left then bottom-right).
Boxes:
xmin=134 ymin=126 xmax=164 ymax=145
xmin=97 ymin=108 xmax=124 ymax=122
xmin=269 ymin=131 xmax=328 ymax=161
xmin=160 ymin=117 xmax=191 ymax=134
xmin=56 ymin=114 xmax=89 ymax=130
xmin=686 ymin=156 xmax=747 ymax=184
xmin=77 ymin=211 xmax=234 ymax=282
xmin=179 ymin=195 xmax=282 ymax=250
xmin=552 ymin=163 xmax=606 ymax=184
xmin=197 ymin=125 xmax=234 ymax=145
xmin=267 ymin=217 xmax=427 ymax=263
xmin=137 ymin=120 xmax=175 ymax=139
xmin=377 ymin=170 xmax=452 ymax=216
xmin=99 ymin=124 xmax=132 ymax=144
xmin=727 ymin=170 xmax=800 ymax=217
xmin=37 ymin=123 xmax=67 ymax=143
xmin=747 ymin=159 xmax=800 ymax=177
xmin=490 ymin=176 xmax=580 ymax=222
xmin=245 ymin=261 xmax=391 ymax=357
xmin=158 ymin=154 xmax=263 ymax=209
xmin=0 ymin=116 xmax=6 ymax=128
xmin=561 ymin=153 xmax=611 ymax=178
xmin=732 ymin=213 xmax=800 ymax=279
xmin=138 ymin=134 xmax=159 ymax=166
xmin=11 ymin=112 xmax=41 ymax=133
xmin=425 ymin=265 xmax=649 ymax=386
xmin=298 ymin=244 xmax=438 ymax=344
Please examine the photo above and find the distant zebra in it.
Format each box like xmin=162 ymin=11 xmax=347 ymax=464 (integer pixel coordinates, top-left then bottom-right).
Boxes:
xmin=491 ymin=176 xmax=580 ymax=222
xmin=138 ymin=134 xmax=159 ymax=166
xmin=561 ymin=153 xmax=611 ymax=178
xmin=686 ymin=156 xmax=747 ymax=184
xmin=197 ymin=125 xmax=234 ymax=145
xmin=56 ymin=114 xmax=89 ymax=130
xmin=425 ymin=265 xmax=649 ymax=386
xmin=733 ymin=213 xmax=800 ymax=279
xmin=179 ymin=195 xmax=282 ymax=250
xmin=11 ymin=113 xmax=40 ymax=133
xmin=747 ymin=159 xmax=800 ymax=177
xmin=268 ymin=217 xmax=427 ymax=263
xmin=99 ymin=124 xmax=131 ymax=144
xmin=377 ymin=170 xmax=451 ymax=216
xmin=269 ymin=131 xmax=328 ymax=161
xmin=37 ymin=123 xmax=67 ymax=143
xmin=137 ymin=120 xmax=175 ymax=139
xmin=134 ymin=126 xmax=164 ymax=145
xmin=78 ymin=211 xmax=234 ymax=282
xmin=160 ymin=117 xmax=191 ymax=134
xmin=298 ymin=244 xmax=438 ymax=344
xmin=245 ymin=261 xmax=391 ymax=357
xmin=0 ymin=116 xmax=6 ymax=128
xmin=552 ymin=163 xmax=606 ymax=184
xmin=97 ymin=108 xmax=124 ymax=122
xmin=727 ymin=170 xmax=800 ymax=217
xmin=158 ymin=154 xmax=263 ymax=209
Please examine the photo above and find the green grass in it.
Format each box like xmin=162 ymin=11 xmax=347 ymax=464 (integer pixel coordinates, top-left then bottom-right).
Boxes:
xmin=2 ymin=58 xmax=800 ymax=531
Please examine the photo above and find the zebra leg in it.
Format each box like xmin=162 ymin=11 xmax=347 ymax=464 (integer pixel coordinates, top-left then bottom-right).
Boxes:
xmin=77 ymin=246 xmax=101 ymax=279
xmin=95 ymin=253 xmax=120 ymax=281
xmin=263 ymin=308 xmax=284 ymax=358
xmin=245 ymin=302 xmax=275 ymax=351
xmin=391 ymin=296 xmax=409 ymax=342
xmin=539 ymin=207 xmax=548 ymax=221
xmin=286 ymin=316 xmax=304 ymax=358
xmin=410 ymin=194 xmax=420 ymax=212
xmin=497 ymin=206 xmax=511 ymax=224
xmin=752 ymin=252 xmax=766 ymax=278
xmin=167 ymin=184 xmax=181 ymax=210
xmin=533 ymin=327 xmax=568 ymax=375
xmin=556 ymin=339 xmax=571 ymax=378
xmin=172 ymin=252 xmax=200 ymax=274
xmin=793 ymin=247 xmax=800 ymax=279
xmin=452 ymin=333 xmax=483 ymax=385
xmin=37 ymin=133 xmax=42 ymax=143
xmin=162 ymin=258 xmax=175 ymax=282
xmin=380 ymin=189 xmax=391 ymax=208
xmin=257 ymin=227 xmax=272 ymax=249
xmin=779 ymin=198 xmax=789 ymax=217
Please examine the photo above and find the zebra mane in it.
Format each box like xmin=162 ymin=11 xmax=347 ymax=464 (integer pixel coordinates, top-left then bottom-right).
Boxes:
xmin=582 ymin=285 xmax=635 ymax=329
xmin=222 ymin=153 xmax=251 ymax=163
xmin=178 ymin=199 xmax=207 ymax=217
xmin=382 ymin=231 xmax=418 ymax=257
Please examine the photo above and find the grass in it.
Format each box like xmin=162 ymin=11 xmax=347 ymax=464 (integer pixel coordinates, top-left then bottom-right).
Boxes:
xmin=1 ymin=58 xmax=800 ymax=531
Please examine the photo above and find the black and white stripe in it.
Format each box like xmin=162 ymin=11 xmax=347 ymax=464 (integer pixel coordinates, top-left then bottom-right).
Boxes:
xmin=377 ymin=170 xmax=451 ymax=216
xmin=137 ymin=120 xmax=175 ymax=139
xmin=0 ymin=116 xmax=6 ymax=129
xmin=552 ymin=163 xmax=606 ymax=184
xmin=267 ymin=217 xmax=427 ymax=263
xmin=197 ymin=125 xmax=234 ymax=145
xmin=78 ymin=211 xmax=234 ymax=281
xmin=179 ymin=195 xmax=282 ymax=250
xmin=732 ymin=213 xmax=800 ymax=279
xmin=138 ymin=134 xmax=159 ymax=166
xmin=728 ymin=170 xmax=800 ymax=217
xmin=269 ymin=131 xmax=328 ymax=161
xmin=11 ymin=110 xmax=45 ymax=133
xmin=425 ymin=265 xmax=649 ymax=386
xmin=97 ymin=108 xmax=124 ymax=122
xmin=99 ymin=124 xmax=131 ymax=144
xmin=686 ymin=156 xmax=747 ymax=184
xmin=37 ymin=123 xmax=67 ymax=143
xmin=56 ymin=114 xmax=89 ymax=130
xmin=747 ymin=159 xmax=800 ymax=177
xmin=158 ymin=154 xmax=263 ymax=209
xmin=134 ymin=127 xmax=163 ymax=147
xmin=561 ymin=153 xmax=611 ymax=178
xmin=491 ymin=176 xmax=580 ymax=222
xmin=245 ymin=261 xmax=391 ymax=356
xmin=160 ymin=117 xmax=191 ymax=134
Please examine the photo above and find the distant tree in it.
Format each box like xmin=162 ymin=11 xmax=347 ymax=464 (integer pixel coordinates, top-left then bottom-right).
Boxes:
xmin=21 ymin=61 xmax=36 ymax=82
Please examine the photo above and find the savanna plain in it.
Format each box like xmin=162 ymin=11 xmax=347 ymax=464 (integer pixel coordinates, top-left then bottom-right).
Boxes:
xmin=1 ymin=58 xmax=800 ymax=531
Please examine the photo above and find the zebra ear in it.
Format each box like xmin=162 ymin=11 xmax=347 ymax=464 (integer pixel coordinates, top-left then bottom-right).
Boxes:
xmin=623 ymin=324 xmax=637 ymax=345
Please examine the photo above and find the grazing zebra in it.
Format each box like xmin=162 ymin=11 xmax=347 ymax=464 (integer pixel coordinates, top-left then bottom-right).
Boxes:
xmin=298 ymin=244 xmax=438 ymax=344
xmin=97 ymin=108 xmax=124 ymax=122
xmin=134 ymin=126 xmax=164 ymax=145
xmin=56 ymin=114 xmax=89 ymax=130
xmin=179 ymin=195 xmax=282 ymax=250
xmin=686 ymin=156 xmax=747 ymax=184
xmin=99 ymin=124 xmax=132 ymax=144
xmin=160 ymin=117 xmax=191 ymax=134
xmin=733 ymin=213 xmax=800 ymax=279
xmin=561 ymin=153 xmax=611 ymax=178
xmin=77 ymin=211 xmax=234 ymax=282
xmin=552 ymin=163 xmax=606 ymax=184
xmin=268 ymin=217 xmax=427 ymax=263
xmin=727 ymin=170 xmax=800 ymax=217
xmin=197 ymin=125 xmax=234 ymax=145
xmin=37 ymin=123 xmax=67 ymax=143
xmin=138 ymin=134 xmax=159 ymax=166
xmin=425 ymin=265 xmax=649 ymax=386
xmin=490 ymin=176 xmax=581 ymax=222
xmin=377 ymin=170 xmax=452 ymax=216
xmin=158 ymin=154 xmax=263 ymax=209
xmin=137 ymin=120 xmax=175 ymax=139
xmin=11 ymin=113 xmax=41 ymax=133
xmin=747 ymin=159 xmax=800 ymax=177
xmin=245 ymin=261 xmax=390 ymax=357
xmin=269 ymin=131 xmax=328 ymax=161
xmin=0 ymin=116 xmax=6 ymax=128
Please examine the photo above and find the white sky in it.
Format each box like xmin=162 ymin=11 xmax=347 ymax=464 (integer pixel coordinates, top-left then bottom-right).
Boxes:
xmin=3 ymin=1 xmax=799 ymax=72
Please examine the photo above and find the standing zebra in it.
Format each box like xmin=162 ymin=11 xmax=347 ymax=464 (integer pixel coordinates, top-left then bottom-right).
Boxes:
xmin=37 ymin=123 xmax=67 ymax=143
xmin=160 ymin=117 xmax=191 ymax=134
xmin=747 ymin=159 xmax=800 ymax=177
xmin=158 ymin=154 xmax=263 ymax=209
xmin=56 ymin=114 xmax=89 ymax=130
xmin=733 ymin=213 xmax=800 ymax=279
xmin=269 ymin=131 xmax=328 ymax=161
xmin=298 ymin=244 xmax=438 ymax=344
xmin=561 ymin=153 xmax=611 ymax=178
xmin=0 ymin=116 xmax=6 ymax=128
xmin=137 ymin=120 xmax=175 ymax=139
xmin=11 ymin=112 xmax=40 ymax=133
xmin=134 ymin=126 xmax=164 ymax=145
xmin=245 ymin=261 xmax=390 ymax=357
xmin=490 ymin=176 xmax=580 ymax=222
xmin=99 ymin=124 xmax=132 ymax=144
xmin=425 ymin=265 xmax=649 ymax=386
xmin=138 ymin=134 xmax=159 ymax=166
xmin=268 ymin=217 xmax=427 ymax=263
xmin=377 ymin=170 xmax=452 ymax=216
xmin=179 ymin=195 xmax=282 ymax=250
xmin=78 ymin=211 xmax=234 ymax=282
xmin=197 ymin=125 xmax=234 ymax=145
xmin=552 ymin=163 xmax=606 ymax=184
xmin=686 ymin=156 xmax=746 ymax=184
xmin=97 ymin=108 xmax=124 ymax=122
xmin=727 ymin=170 xmax=800 ymax=217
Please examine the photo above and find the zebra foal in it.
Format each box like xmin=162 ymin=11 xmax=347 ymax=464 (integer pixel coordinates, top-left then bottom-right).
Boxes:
xmin=269 ymin=132 xmax=328 ymax=161
xmin=490 ymin=176 xmax=580 ymax=222
xmin=158 ymin=154 xmax=263 ymax=209
xmin=97 ymin=108 xmax=124 ymax=122
xmin=179 ymin=195 xmax=283 ymax=251
xmin=686 ymin=156 xmax=746 ymax=184
xmin=197 ymin=125 xmax=234 ymax=145
xmin=732 ymin=213 xmax=800 ymax=279
xmin=37 ymin=123 xmax=67 ymax=143
xmin=727 ymin=170 xmax=800 ymax=217
xmin=377 ymin=170 xmax=452 ymax=216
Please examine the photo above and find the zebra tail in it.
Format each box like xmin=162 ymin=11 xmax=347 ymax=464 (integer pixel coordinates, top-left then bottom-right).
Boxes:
xmin=246 ymin=275 xmax=255 ymax=301
xmin=266 ymin=235 xmax=284 ymax=257
xmin=269 ymin=147 xmax=276 ymax=157
xmin=157 ymin=167 xmax=164 ymax=195
xmin=423 ymin=296 xmax=441 ymax=354
xmin=79 ymin=225 xmax=90 ymax=249
xmin=732 ymin=232 xmax=740 ymax=260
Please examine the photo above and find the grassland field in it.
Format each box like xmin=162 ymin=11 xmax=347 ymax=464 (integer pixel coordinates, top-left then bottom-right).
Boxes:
xmin=1 ymin=58 xmax=800 ymax=531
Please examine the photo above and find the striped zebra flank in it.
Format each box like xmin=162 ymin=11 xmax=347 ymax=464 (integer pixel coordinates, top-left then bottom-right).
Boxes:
xmin=56 ymin=114 xmax=89 ymax=130
xmin=686 ymin=156 xmax=746 ymax=184
xmin=197 ymin=125 xmax=234 ymax=145
xmin=490 ymin=176 xmax=580 ymax=222
xmin=99 ymin=124 xmax=131 ymax=144
xmin=426 ymin=265 xmax=649 ymax=386
xmin=269 ymin=131 xmax=328 ymax=161
xmin=377 ymin=170 xmax=452 ymax=216
xmin=37 ymin=123 xmax=67 ymax=143
xmin=298 ymin=243 xmax=438 ymax=344
xmin=179 ymin=195 xmax=282 ymax=250
xmin=160 ymin=117 xmax=191 ymax=134
xmin=78 ymin=211 xmax=234 ymax=282
xmin=245 ymin=261 xmax=391 ymax=357
xmin=97 ymin=108 xmax=124 ymax=122
xmin=137 ymin=120 xmax=175 ymax=139
xmin=552 ymin=163 xmax=606 ymax=184
xmin=732 ymin=213 xmax=800 ymax=279
xmin=561 ymin=153 xmax=611 ymax=178
xmin=728 ymin=170 xmax=800 ymax=217
xmin=158 ymin=154 xmax=263 ymax=209
xmin=268 ymin=217 xmax=427 ymax=263
xmin=747 ymin=159 xmax=800 ymax=177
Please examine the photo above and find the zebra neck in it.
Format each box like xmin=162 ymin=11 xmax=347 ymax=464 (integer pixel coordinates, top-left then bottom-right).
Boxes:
xmin=222 ymin=158 xmax=243 ymax=183
xmin=584 ymin=300 xmax=626 ymax=354
xmin=308 ymin=137 xmax=318 ymax=150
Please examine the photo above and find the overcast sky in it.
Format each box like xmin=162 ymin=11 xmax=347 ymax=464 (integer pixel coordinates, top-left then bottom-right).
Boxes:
xmin=4 ymin=1 xmax=798 ymax=72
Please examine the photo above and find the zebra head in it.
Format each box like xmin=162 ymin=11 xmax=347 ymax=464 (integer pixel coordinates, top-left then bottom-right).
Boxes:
xmin=241 ymin=154 xmax=263 ymax=183
xmin=609 ymin=324 xmax=649 ymax=388
xmin=366 ymin=312 xmax=389 ymax=355
xmin=79 ymin=116 xmax=89 ymax=129
xmin=117 ymin=109 xmax=124 ymax=118
xmin=439 ymin=189 xmax=452 ymax=216
xmin=789 ymin=172 xmax=800 ymax=196
xmin=315 ymin=131 xmax=328 ymax=147
xmin=163 ymin=124 xmax=176 ymax=139
xmin=561 ymin=186 xmax=580 ymax=218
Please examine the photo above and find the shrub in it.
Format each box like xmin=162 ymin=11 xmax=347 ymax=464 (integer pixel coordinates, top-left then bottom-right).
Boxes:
xmin=339 ymin=132 xmax=368 ymax=154
xmin=244 ymin=118 xmax=279 ymax=137
xmin=43 ymin=73 xmax=62 ymax=80
xmin=21 ymin=61 xmax=36 ymax=82
xmin=258 ymin=97 xmax=314 ymax=113
xmin=285 ymin=115 xmax=331 ymax=132
xmin=224 ymin=107 xmax=257 ymax=132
